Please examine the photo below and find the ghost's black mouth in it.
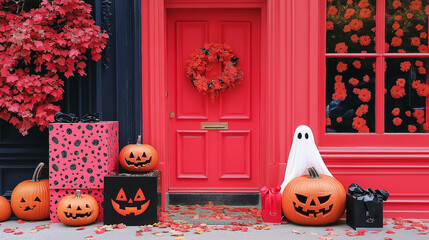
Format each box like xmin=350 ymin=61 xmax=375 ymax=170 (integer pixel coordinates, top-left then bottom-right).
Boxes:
xmin=293 ymin=202 xmax=333 ymax=217
xmin=63 ymin=211 xmax=93 ymax=219
xmin=125 ymin=157 xmax=152 ymax=167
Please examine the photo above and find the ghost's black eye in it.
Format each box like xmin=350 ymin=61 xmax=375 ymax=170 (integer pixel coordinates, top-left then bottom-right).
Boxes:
xmin=305 ymin=133 xmax=309 ymax=139
xmin=297 ymin=133 xmax=302 ymax=139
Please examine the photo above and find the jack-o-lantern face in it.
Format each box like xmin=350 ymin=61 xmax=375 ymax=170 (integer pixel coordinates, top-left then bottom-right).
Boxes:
xmin=282 ymin=167 xmax=346 ymax=225
xmin=57 ymin=190 xmax=99 ymax=226
xmin=111 ymin=188 xmax=150 ymax=216
xmin=119 ymin=135 xmax=158 ymax=172
xmin=11 ymin=163 xmax=50 ymax=221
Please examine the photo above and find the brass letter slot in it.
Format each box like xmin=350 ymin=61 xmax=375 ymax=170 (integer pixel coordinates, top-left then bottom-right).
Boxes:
xmin=201 ymin=122 xmax=228 ymax=130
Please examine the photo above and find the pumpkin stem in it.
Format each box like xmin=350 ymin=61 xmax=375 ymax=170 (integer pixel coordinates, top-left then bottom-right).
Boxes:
xmin=31 ymin=162 xmax=44 ymax=182
xmin=75 ymin=190 xmax=83 ymax=199
xmin=136 ymin=135 xmax=142 ymax=145
xmin=307 ymin=167 xmax=321 ymax=179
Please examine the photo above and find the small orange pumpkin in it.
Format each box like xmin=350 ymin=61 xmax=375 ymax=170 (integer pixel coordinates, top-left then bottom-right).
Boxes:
xmin=11 ymin=162 xmax=50 ymax=220
xmin=57 ymin=190 xmax=99 ymax=226
xmin=0 ymin=196 xmax=11 ymax=221
xmin=119 ymin=135 xmax=158 ymax=172
xmin=282 ymin=167 xmax=346 ymax=225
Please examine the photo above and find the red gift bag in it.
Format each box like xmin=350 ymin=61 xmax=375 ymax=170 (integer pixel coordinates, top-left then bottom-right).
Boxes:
xmin=260 ymin=185 xmax=282 ymax=223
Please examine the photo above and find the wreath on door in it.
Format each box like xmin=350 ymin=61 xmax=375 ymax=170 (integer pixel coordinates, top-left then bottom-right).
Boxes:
xmin=186 ymin=43 xmax=243 ymax=100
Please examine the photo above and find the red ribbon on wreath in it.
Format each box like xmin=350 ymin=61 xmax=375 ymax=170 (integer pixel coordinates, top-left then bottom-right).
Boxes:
xmin=186 ymin=43 xmax=244 ymax=100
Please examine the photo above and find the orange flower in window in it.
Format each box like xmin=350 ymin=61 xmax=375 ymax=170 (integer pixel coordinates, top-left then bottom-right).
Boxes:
xmin=425 ymin=5 xmax=429 ymax=14
xmin=400 ymin=61 xmax=411 ymax=72
xmin=351 ymin=34 xmax=359 ymax=43
xmin=423 ymin=123 xmax=429 ymax=131
xmin=408 ymin=125 xmax=417 ymax=133
xmin=353 ymin=88 xmax=361 ymax=94
xmin=395 ymin=29 xmax=403 ymax=37
xmin=406 ymin=111 xmax=411 ymax=117
xmin=349 ymin=78 xmax=359 ymax=86
xmin=333 ymin=82 xmax=347 ymax=101
xmin=359 ymin=125 xmax=370 ymax=133
xmin=415 ymin=60 xmax=423 ymax=67
xmin=412 ymin=80 xmax=421 ymax=89
xmin=326 ymin=21 xmax=334 ymax=30
xmin=385 ymin=43 xmax=390 ymax=52
xmin=391 ymin=108 xmax=400 ymax=116
xmin=392 ymin=22 xmax=400 ymax=30
xmin=352 ymin=117 xmax=369 ymax=133
xmin=326 ymin=118 xmax=331 ymax=126
xmin=347 ymin=0 xmax=353 ymax=5
xmin=349 ymin=19 xmax=363 ymax=31
xmin=390 ymin=85 xmax=406 ymax=99
xmin=411 ymin=37 xmax=421 ymax=47
xmin=413 ymin=109 xmax=424 ymax=119
xmin=410 ymin=0 xmax=422 ymax=11
xmin=356 ymin=104 xmax=368 ymax=117
xmin=392 ymin=0 xmax=401 ymax=9
xmin=358 ymin=88 xmax=371 ymax=102
xmin=337 ymin=62 xmax=348 ymax=73
xmin=394 ymin=15 xmax=402 ymax=21
xmin=343 ymin=25 xmax=351 ymax=33
xmin=417 ymin=117 xmax=425 ymax=124
xmin=344 ymin=8 xmax=356 ymax=19
xmin=328 ymin=6 xmax=338 ymax=16
xmin=363 ymin=75 xmax=370 ymax=82
xmin=393 ymin=117 xmax=402 ymax=126
xmin=353 ymin=60 xmax=361 ymax=69
xmin=418 ymin=67 xmax=426 ymax=74
xmin=418 ymin=45 xmax=427 ymax=53
xmin=416 ymin=24 xmax=423 ymax=31
xmin=420 ymin=32 xmax=427 ymax=39
xmin=358 ymin=0 xmax=370 ymax=8
xmin=391 ymin=37 xmax=402 ymax=47
xmin=336 ymin=117 xmax=343 ymax=123
xmin=396 ymin=78 xmax=406 ymax=87
xmin=359 ymin=8 xmax=371 ymax=18
xmin=335 ymin=75 xmax=343 ymax=82
xmin=359 ymin=36 xmax=371 ymax=46
xmin=398 ymin=49 xmax=406 ymax=53
xmin=335 ymin=42 xmax=348 ymax=53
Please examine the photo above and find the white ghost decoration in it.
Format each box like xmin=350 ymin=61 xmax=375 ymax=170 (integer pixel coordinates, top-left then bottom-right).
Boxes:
xmin=280 ymin=125 xmax=333 ymax=193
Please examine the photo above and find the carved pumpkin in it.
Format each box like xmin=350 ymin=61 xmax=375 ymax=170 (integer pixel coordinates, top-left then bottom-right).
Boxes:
xmin=111 ymin=187 xmax=150 ymax=216
xmin=282 ymin=167 xmax=346 ymax=225
xmin=0 ymin=196 xmax=11 ymax=222
xmin=57 ymin=190 xmax=99 ymax=226
xmin=119 ymin=135 xmax=158 ymax=172
xmin=11 ymin=162 xmax=50 ymax=220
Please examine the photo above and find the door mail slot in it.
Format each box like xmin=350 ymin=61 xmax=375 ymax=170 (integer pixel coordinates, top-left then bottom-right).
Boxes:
xmin=201 ymin=122 xmax=228 ymax=130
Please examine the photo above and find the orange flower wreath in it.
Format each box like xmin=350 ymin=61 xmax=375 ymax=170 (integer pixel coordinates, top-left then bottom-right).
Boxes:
xmin=186 ymin=43 xmax=243 ymax=99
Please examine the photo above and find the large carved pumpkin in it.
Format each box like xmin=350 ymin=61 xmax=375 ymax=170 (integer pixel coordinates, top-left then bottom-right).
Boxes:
xmin=0 ymin=196 xmax=11 ymax=222
xmin=282 ymin=167 xmax=346 ymax=225
xmin=57 ymin=190 xmax=99 ymax=226
xmin=11 ymin=162 xmax=50 ymax=220
xmin=119 ymin=135 xmax=158 ymax=172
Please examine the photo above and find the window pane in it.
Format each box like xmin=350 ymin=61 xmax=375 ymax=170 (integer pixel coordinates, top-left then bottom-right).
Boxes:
xmin=326 ymin=58 xmax=376 ymax=133
xmin=327 ymin=0 xmax=376 ymax=53
xmin=385 ymin=58 xmax=428 ymax=132
xmin=385 ymin=0 xmax=429 ymax=53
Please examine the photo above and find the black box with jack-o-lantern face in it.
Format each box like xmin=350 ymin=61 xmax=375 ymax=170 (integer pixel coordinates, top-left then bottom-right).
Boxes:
xmin=104 ymin=171 xmax=160 ymax=225
xmin=346 ymin=194 xmax=383 ymax=230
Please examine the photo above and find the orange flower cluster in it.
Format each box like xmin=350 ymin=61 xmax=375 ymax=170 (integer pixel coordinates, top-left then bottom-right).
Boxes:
xmin=344 ymin=8 xmax=355 ymax=19
xmin=352 ymin=117 xmax=370 ymax=133
xmin=411 ymin=37 xmax=421 ymax=47
xmin=360 ymin=8 xmax=371 ymax=19
xmin=393 ymin=0 xmax=402 ymax=9
xmin=410 ymin=0 xmax=422 ymax=11
xmin=413 ymin=109 xmax=425 ymax=124
xmin=332 ymin=76 xmax=347 ymax=101
xmin=349 ymin=19 xmax=364 ymax=31
xmin=359 ymin=36 xmax=371 ymax=46
xmin=408 ymin=125 xmax=417 ymax=133
xmin=351 ymin=34 xmax=359 ymax=43
xmin=400 ymin=61 xmax=411 ymax=72
xmin=328 ymin=6 xmax=338 ymax=16
xmin=363 ymin=75 xmax=370 ymax=82
xmin=353 ymin=60 xmax=361 ymax=69
xmin=327 ymin=21 xmax=334 ymax=30
xmin=358 ymin=88 xmax=371 ymax=102
xmin=348 ymin=77 xmax=359 ymax=86
xmin=412 ymin=80 xmax=429 ymax=97
xmin=390 ymin=78 xmax=406 ymax=99
xmin=391 ymin=37 xmax=402 ymax=47
xmin=393 ymin=117 xmax=402 ymax=126
xmin=391 ymin=108 xmax=400 ymax=116
xmin=335 ymin=42 xmax=348 ymax=53
xmin=336 ymin=117 xmax=343 ymax=123
xmin=337 ymin=62 xmax=348 ymax=73
xmin=356 ymin=104 xmax=368 ymax=117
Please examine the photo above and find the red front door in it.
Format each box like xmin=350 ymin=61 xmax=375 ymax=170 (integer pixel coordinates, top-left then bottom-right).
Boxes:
xmin=167 ymin=9 xmax=260 ymax=192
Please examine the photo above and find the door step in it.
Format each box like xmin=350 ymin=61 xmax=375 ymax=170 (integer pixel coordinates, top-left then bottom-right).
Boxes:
xmin=167 ymin=193 xmax=260 ymax=206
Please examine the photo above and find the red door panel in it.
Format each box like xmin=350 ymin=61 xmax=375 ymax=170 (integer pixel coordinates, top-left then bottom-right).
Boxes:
xmin=168 ymin=10 xmax=260 ymax=192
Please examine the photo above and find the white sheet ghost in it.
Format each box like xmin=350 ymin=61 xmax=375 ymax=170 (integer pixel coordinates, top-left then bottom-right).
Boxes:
xmin=280 ymin=125 xmax=333 ymax=193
